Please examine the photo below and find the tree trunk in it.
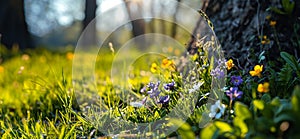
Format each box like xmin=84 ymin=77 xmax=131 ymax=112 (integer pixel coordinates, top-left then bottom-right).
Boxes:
xmin=188 ymin=0 xmax=300 ymax=69
xmin=124 ymin=0 xmax=146 ymax=48
xmin=82 ymin=0 xmax=97 ymax=47
xmin=0 ymin=0 xmax=33 ymax=50
xmin=204 ymin=0 xmax=259 ymax=69
xmin=148 ymin=0 xmax=155 ymax=33
xmin=159 ymin=2 xmax=167 ymax=36
xmin=187 ymin=0 xmax=212 ymax=55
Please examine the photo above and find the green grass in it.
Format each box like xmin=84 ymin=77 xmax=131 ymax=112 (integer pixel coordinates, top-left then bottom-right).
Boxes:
xmin=0 ymin=40 xmax=299 ymax=138
xmin=0 ymin=45 xmax=199 ymax=138
xmin=0 ymin=47 xmax=97 ymax=138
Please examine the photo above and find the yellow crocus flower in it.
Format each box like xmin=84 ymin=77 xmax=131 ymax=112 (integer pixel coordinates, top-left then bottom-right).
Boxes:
xmin=150 ymin=63 xmax=158 ymax=73
xmin=249 ymin=65 xmax=263 ymax=77
xmin=257 ymin=82 xmax=269 ymax=93
xmin=226 ymin=59 xmax=234 ymax=70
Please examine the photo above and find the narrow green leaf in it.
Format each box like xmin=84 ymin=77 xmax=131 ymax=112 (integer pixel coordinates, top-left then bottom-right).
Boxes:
xmin=278 ymin=64 xmax=293 ymax=84
xmin=65 ymin=123 xmax=78 ymax=138
xmin=269 ymin=7 xmax=286 ymax=15
xmin=59 ymin=125 xmax=66 ymax=139
xmin=282 ymin=0 xmax=295 ymax=14
xmin=280 ymin=52 xmax=299 ymax=72
xmin=47 ymin=119 xmax=60 ymax=135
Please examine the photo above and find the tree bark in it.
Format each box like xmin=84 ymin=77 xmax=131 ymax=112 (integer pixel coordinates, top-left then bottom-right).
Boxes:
xmin=148 ymin=0 xmax=155 ymax=33
xmin=205 ymin=0 xmax=257 ymax=69
xmin=82 ymin=0 xmax=97 ymax=47
xmin=0 ymin=0 xmax=33 ymax=50
xmin=159 ymin=2 xmax=166 ymax=36
xmin=124 ymin=0 xmax=146 ymax=48
xmin=187 ymin=0 xmax=212 ymax=55
xmin=188 ymin=0 xmax=300 ymax=69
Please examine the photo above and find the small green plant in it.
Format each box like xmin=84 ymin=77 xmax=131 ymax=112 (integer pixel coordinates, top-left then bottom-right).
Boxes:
xmin=200 ymin=86 xmax=300 ymax=138
xmin=280 ymin=51 xmax=300 ymax=77
xmin=268 ymin=0 xmax=295 ymax=16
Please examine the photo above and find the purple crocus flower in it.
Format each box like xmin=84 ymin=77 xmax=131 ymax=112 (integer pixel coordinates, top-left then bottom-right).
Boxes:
xmin=226 ymin=87 xmax=243 ymax=101
xmin=164 ymin=81 xmax=175 ymax=91
xmin=140 ymin=86 xmax=147 ymax=93
xmin=210 ymin=58 xmax=227 ymax=79
xmin=147 ymin=82 xmax=156 ymax=89
xmin=231 ymin=76 xmax=243 ymax=86
xmin=210 ymin=68 xmax=225 ymax=79
xmin=157 ymin=95 xmax=170 ymax=104
xmin=217 ymin=59 xmax=227 ymax=68
xmin=147 ymin=81 xmax=161 ymax=98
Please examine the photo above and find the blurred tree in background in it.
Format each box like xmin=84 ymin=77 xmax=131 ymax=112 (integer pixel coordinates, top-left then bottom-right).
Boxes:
xmin=0 ymin=0 xmax=204 ymax=50
xmin=123 ymin=0 xmax=145 ymax=38
xmin=0 ymin=0 xmax=33 ymax=50
xmin=82 ymin=0 xmax=97 ymax=47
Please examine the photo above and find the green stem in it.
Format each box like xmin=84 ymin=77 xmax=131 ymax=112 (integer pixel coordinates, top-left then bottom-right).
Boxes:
xmin=273 ymin=27 xmax=281 ymax=51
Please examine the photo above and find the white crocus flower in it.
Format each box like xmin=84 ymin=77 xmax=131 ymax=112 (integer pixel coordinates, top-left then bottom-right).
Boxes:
xmin=130 ymin=102 xmax=144 ymax=108
xmin=209 ymin=100 xmax=226 ymax=119
xmin=188 ymin=81 xmax=204 ymax=93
